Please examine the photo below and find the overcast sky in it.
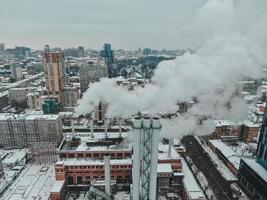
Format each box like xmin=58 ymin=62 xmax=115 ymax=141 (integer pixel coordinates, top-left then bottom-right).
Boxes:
xmin=0 ymin=0 xmax=207 ymax=50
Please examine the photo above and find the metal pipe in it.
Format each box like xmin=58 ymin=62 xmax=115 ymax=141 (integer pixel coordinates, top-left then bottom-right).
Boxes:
xmin=104 ymin=156 xmax=111 ymax=196
xmin=149 ymin=117 xmax=161 ymax=200
xmin=168 ymin=139 xmax=172 ymax=157
xmin=90 ymin=118 xmax=94 ymax=138
xmin=132 ymin=117 xmax=142 ymax=200
xmin=104 ymin=118 xmax=108 ymax=139
xmin=119 ymin=118 xmax=122 ymax=138
xmin=71 ymin=118 xmax=75 ymax=135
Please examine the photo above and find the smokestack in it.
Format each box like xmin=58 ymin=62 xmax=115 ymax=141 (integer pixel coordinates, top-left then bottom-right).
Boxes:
xmin=104 ymin=156 xmax=111 ymax=195
xmin=119 ymin=118 xmax=122 ymax=138
xmin=105 ymin=118 xmax=108 ymax=139
xmin=168 ymin=139 xmax=172 ymax=157
xmin=90 ymin=118 xmax=94 ymax=138
xmin=132 ymin=116 xmax=161 ymax=200
xmin=132 ymin=117 xmax=142 ymax=200
xmin=149 ymin=117 xmax=161 ymax=200
xmin=71 ymin=118 xmax=75 ymax=135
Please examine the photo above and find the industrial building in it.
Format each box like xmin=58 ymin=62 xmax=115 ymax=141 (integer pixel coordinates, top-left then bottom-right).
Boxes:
xmin=0 ymin=113 xmax=63 ymax=148
xmin=50 ymin=117 xmax=183 ymax=200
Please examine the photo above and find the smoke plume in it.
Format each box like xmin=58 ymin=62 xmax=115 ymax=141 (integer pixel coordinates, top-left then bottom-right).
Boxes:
xmin=76 ymin=0 xmax=267 ymax=137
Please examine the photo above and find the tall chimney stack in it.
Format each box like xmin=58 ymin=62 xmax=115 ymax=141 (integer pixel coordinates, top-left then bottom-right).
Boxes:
xmin=90 ymin=118 xmax=94 ymax=138
xmin=105 ymin=118 xmax=108 ymax=139
xmin=104 ymin=156 xmax=111 ymax=195
xmin=119 ymin=118 xmax=122 ymax=138
xmin=168 ymin=139 xmax=172 ymax=157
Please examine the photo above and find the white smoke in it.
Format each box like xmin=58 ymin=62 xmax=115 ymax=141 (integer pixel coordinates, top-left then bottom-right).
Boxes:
xmin=76 ymin=0 xmax=267 ymax=137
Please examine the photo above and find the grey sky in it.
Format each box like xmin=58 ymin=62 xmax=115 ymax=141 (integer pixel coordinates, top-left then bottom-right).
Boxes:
xmin=0 ymin=0 xmax=207 ymax=50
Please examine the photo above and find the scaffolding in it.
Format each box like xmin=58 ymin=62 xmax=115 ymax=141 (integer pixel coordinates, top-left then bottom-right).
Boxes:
xmin=29 ymin=142 xmax=57 ymax=165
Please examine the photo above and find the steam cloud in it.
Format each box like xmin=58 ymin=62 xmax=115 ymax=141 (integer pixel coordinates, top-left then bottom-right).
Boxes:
xmin=76 ymin=0 xmax=267 ymax=138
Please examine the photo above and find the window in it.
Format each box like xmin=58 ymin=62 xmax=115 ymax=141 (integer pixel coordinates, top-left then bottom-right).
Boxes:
xmin=67 ymin=176 xmax=74 ymax=185
xmin=77 ymin=176 xmax=83 ymax=184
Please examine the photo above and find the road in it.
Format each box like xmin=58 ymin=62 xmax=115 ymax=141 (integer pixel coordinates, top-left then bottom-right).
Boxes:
xmin=181 ymin=135 xmax=235 ymax=200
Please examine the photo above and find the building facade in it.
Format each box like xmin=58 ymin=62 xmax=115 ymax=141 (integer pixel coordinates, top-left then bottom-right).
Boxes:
xmin=43 ymin=52 xmax=67 ymax=101
xmin=10 ymin=62 xmax=23 ymax=81
xmin=257 ymin=105 xmax=267 ymax=169
xmin=240 ymin=121 xmax=260 ymax=143
xmin=8 ymin=88 xmax=27 ymax=106
xmin=79 ymin=59 xmax=108 ymax=94
xmin=26 ymin=92 xmax=42 ymax=110
xmin=237 ymin=103 xmax=267 ymax=200
xmin=0 ymin=113 xmax=62 ymax=148
xmin=62 ymin=85 xmax=80 ymax=108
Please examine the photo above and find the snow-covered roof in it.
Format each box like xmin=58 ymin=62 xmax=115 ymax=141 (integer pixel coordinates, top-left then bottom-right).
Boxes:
xmin=50 ymin=180 xmax=64 ymax=193
xmin=242 ymin=158 xmax=267 ymax=182
xmin=1 ymin=149 xmax=26 ymax=165
xmin=1 ymin=165 xmax=55 ymax=200
xmin=0 ymin=113 xmax=60 ymax=121
xmin=57 ymin=158 xmax=132 ymax=166
xmin=242 ymin=120 xmax=260 ymax=128
xmin=214 ymin=120 xmax=234 ymax=127
xmin=158 ymin=143 xmax=180 ymax=160
xmin=209 ymin=140 xmax=240 ymax=169
xmin=157 ymin=163 xmax=172 ymax=173
xmin=181 ymin=158 xmax=205 ymax=199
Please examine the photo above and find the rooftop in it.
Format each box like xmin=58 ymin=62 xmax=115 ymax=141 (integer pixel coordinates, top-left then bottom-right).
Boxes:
xmin=1 ymin=164 xmax=55 ymax=200
xmin=214 ymin=120 xmax=234 ymax=127
xmin=56 ymin=158 xmax=132 ymax=166
xmin=209 ymin=140 xmax=241 ymax=169
xmin=157 ymin=163 xmax=172 ymax=173
xmin=181 ymin=158 xmax=205 ymax=199
xmin=242 ymin=158 xmax=267 ymax=182
xmin=158 ymin=143 xmax=180 ymax=160
xmin=60 ymin=133 xmax=131 ymax=152
xmin=0 ymin=113 xmax=60 ymax=121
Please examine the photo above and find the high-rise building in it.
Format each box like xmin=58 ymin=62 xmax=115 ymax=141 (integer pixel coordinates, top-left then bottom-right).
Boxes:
xmin=143 ymin=48 xmax=152 ymax=55
xmin=62 ymin=85 xmax=80 ymax=108
xmin=43 ymin=52 xmax=67 ymax=101
xmin=100 ymin=43 xmax=115 ymax=65
xmin=44 ymin=44 xmax=50 ymax=52
xmin=11 ymin=62 xmax=23 ymax=81
xmin=79 ymin=59 xmax=108 ymax=94
xmin=257 ymin=106 xmax=267 ymax=169
xmin=0 ymin=113 xmax=63 ymax=148
xmin=0 ymin=43 xmax=5 ymax=53
xmin=237 ymin=104 xmax=267 ymax=199
xmin=26 ymin=92 xmax=42 ymax=110
xmin=100 ymin=43 xmax=115 ymax=78
xmin=42 ymin=97 xmax=61 ymax=114
xmin=78 ymin=46 xmax=85 ymax=57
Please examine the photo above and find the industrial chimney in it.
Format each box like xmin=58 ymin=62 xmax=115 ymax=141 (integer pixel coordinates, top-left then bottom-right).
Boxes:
xmin=132 ymin=116 xmax=161 ymax=200
xmin=104 ymin=118 xmax=108 ymax=139
xmin=90 ymin=118 xmax=94 ymax=138
xmin=119 ymin=118 xmax=122 ymax=138
xmin=104 ymin=156 xmax=111 ymax=195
